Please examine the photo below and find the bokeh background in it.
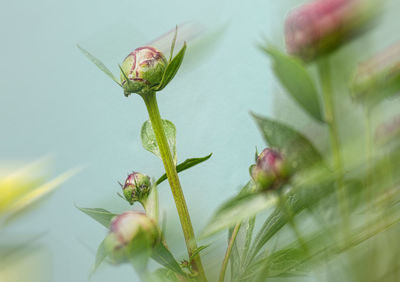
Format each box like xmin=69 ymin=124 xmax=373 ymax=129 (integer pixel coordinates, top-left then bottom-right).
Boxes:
xmin=1 ymin=0 xmax=399 ymax=281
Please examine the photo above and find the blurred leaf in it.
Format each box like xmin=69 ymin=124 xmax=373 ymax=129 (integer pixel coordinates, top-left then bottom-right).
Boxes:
xmin=156 ymin=153 xmax=212 ymax=185
xmin=77 ymin=207 xmax=116 ymax=228
xmin=252 ymin=114 xmax=323 ymax=170
xmin=3 ymin=168 xmax=76 ymax=223
xmin=155 ymin=43 xmax=187 ymax=91
xmin=90 ymin=238 xmax=107 ymax=278
xmin=147 ymin=268 xmax=180 ymax=282
xmin=141 ymin=119 xmax=177 ymax=165
xmin=201 ymin=191 xmax=277 ymax=238
xmin=169 ymin=25 xmax=178 ymax=62
xmin=128 ymin=231 xmax=153 ymax=275
xmin=151 ymin=242 xmax=184 ymax=275
xmin=77 ymin=45 xmax=121 ymax=86
xmin=260 ymin=46 xmax=323 ymax=122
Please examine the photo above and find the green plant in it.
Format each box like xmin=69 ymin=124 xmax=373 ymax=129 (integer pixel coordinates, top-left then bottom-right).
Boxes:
xmin=78 ymin=1 xmax=400 ymax=281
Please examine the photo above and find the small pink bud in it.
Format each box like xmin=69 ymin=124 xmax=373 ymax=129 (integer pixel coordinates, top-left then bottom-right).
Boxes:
xmin=351 ymin=42 xmax=400 ymax=104
xmin=122 ymin=172 xmax=151 ymax=205
xmin=285 ymin=0 xmax=379 ymax=62
xmin=251 ymin=148 xmax=290 ymax=191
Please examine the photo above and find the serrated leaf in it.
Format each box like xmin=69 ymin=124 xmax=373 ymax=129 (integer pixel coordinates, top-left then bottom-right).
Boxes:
xmin=77 ymin=207 xmax=117 ymax=228
xmin=261 ymin=46 xmax=323 ymax=122
xmin=201 ymin=191 xmax=277 ymax=238
xmin=252 ymin=114 xmax=323 ymax=171
xmin=151 ymin=242 xmax=184 ymax=275
xmin=77 ymin=45 xmax=121 ymax=86
xmin=89 ymin=238 xmax=107 ymax=278
xmin=141 ymin=119 xmax=177 ymax=164
xmin=156 ymin=153 xmax=212 ymax=185
xmin=155 ymin=43 xmax=187 ymax=91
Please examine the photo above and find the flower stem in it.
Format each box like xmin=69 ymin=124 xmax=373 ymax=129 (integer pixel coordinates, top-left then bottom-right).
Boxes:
xmin=219 ymin=222 xmax=241 ymax=282
xmin=141 ymin=91 xmax=207 ymax=281
xmin=317 ymin=58 xmax=349 ymax=240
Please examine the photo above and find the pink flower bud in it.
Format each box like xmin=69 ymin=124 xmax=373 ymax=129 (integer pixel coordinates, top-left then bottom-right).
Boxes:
xmin=121 ymin=172 xmax=151 ymax=205
xmin=285 ymin=0 xmax=379 ymax=62
xmin=351 ymin=42 xmax=400 ymax=104
xmin=105 ymin=211 xmax=159 ymax=264
xmin=251 ymin=148 xmax=290 ymax=191
xmin=120 ymin=46 xmax=167 ymax=95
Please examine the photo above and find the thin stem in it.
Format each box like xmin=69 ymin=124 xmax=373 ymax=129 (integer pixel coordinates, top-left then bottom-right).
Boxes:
xmin=364 ymin=108 xmax=373 ymax=208
xmin=219 ymin=222 xmax=241 ymax=282
xmin=142 ymin=92 xmax=207 ymax=281
xmin=317 ymin=58 xmax=349 ymax=241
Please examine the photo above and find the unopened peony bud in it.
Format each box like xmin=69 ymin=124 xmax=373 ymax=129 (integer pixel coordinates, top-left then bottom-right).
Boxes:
xmin=351 ymin=42 xmax=400 ymax=104
xmin=121 ymin=172 xmax=151 ymax=205
xmin=285 ymin=0 xmax=379 ymax=62
xmin=104 ymin=211 xmax=159 ymax=264
xmin=251 ymin=148 xmax=290 ymax=191
xmin=120 ymin=46 xmax=167 ymax=96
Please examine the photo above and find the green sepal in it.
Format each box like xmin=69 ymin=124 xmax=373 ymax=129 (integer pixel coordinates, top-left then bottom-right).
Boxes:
xmin=89 ymin=238 xmax=108 ymax=278
xmin=154 ymin=43 xmax=187 ymax=92
xmin=77 ymin=45 xmax=121 ymax=86
xmin=151 ymin=242 xmax=185 ymax=275
xmin=76 ymin=206 xmax=117 ymax=228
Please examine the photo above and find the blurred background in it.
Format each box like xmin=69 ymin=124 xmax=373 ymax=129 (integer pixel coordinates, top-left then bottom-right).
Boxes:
xmin=0 ymin=0 xmax=399 ymax=281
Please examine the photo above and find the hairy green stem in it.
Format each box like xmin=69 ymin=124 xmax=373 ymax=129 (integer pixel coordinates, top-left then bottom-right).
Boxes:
xmin=317 ymin=58 xmax=349 ymax=240
xmin=142 ymin=91 xmax=207 ymax=281
xmin=219 ymin=222 xmax=241 ymax=282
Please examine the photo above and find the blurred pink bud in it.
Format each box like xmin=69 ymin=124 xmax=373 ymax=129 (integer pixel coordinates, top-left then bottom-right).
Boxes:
xmin=251 ymin=148 xmax=291 ymax=191
xmin=285 ymin=0 xmax=380 ymax=62
xmin=351 ymin=42 xmax=400 ymax=104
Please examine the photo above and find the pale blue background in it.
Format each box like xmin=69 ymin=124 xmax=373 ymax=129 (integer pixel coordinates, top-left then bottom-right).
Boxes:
xmin=1 ymin=0 xmax=399 ymax=281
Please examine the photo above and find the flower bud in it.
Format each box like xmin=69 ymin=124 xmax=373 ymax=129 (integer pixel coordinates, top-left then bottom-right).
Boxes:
xmin=251 ymin=148 xmax=290 ymax=191
xmin=104 ymin=211 xmax=159 ymax=264
xmin=351 ymin=42 xmax=400 ymax=105
xmin=285 ymin=0 xmax=380 ymax=62
xmin=122 ymin=172 xmax=151 ymax=205
xmin=120 ymin=46 xmax=167 ymax=95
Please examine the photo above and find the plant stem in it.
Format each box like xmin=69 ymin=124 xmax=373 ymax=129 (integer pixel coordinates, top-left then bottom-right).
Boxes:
xmin=219 ymin=222 xmax=241 ymax=282
xmin=142 ymin=91 xmax=207 ymax=281
xmin=317 ymin=58 xmax=349 ymax=240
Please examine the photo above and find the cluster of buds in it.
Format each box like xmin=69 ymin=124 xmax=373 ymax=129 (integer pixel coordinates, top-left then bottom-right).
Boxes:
xmin=284 ymin=0 xmax=380 ymax=62
xmin=351 ymin=42 xmax=400 ymax=105
xmin=104 ymin=211 xmax=159 ymax=264
xmin=121 ymin=172 xmax=151 ymax=205
xmin=251 ymin=148 xmax=291 ymax=191
xmin=120 ymin=46 xmax=167 ymax=96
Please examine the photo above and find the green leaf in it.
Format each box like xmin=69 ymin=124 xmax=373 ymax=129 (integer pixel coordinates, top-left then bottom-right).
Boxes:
xmin=77 ymin=206 xmax=117 ymax=228
xmin=77 ymin=45 xmax=121 ymax=86
xmin=201 ymin=190 xmax=277 ymax=238
xmin=252 ymin=114 xmax=323 ymax=170
xmin=260 ymin=46 xmax=323 ymax=122
xmin=141 ymin=119 xmax=177 ymax=164
xmin=156 ymin=153 xmax=212 ymax=185
xmin=169 ymin=25 xmax=178 ymax=62
xmin=151 ymin=242 xmax=184 ymax=275
xmin=89 ymin=238 xmax=107 ymax=278
xmin=155 ymin=43 xmax=187 ymax=91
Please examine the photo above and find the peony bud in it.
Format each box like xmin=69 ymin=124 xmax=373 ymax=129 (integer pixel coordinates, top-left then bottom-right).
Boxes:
xmin=351 ymin=42 xmax=400 ymax=105
xmin=285 ymin=0 xmax=380 ymax=62
xmin=251 ymin=148 xmax=290 ymax=191
xmin=120 ymin=46 xmax=167 ymax=96
xmin=104 ymin=211 xmax=159 ymax=264
xmin=121 ymin=172 xmax=151 ymax=205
